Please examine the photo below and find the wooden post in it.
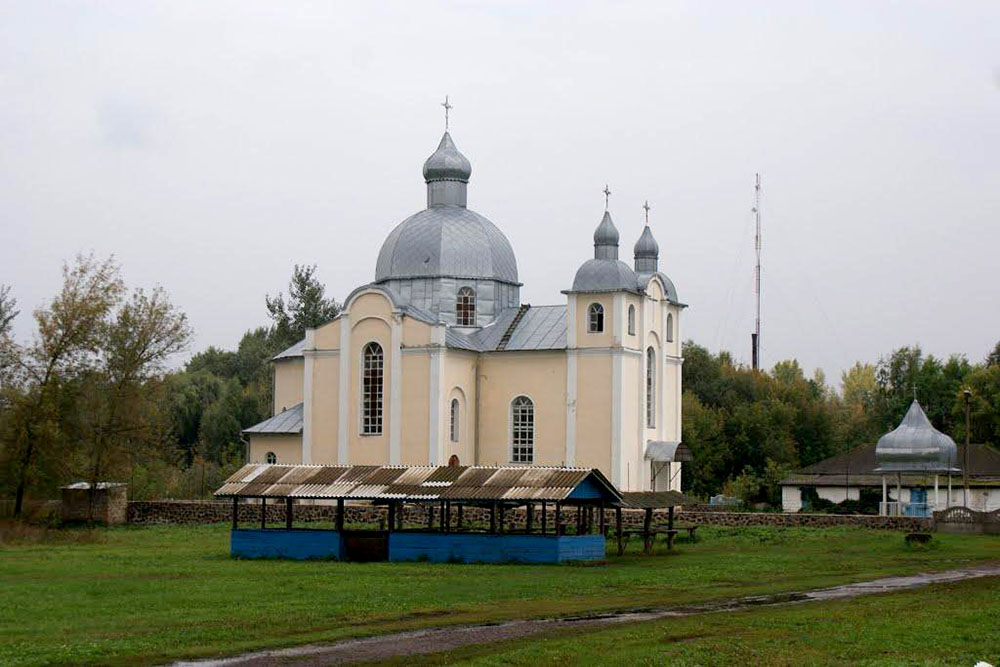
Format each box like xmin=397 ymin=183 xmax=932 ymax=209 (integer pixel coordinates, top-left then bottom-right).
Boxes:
xmin=336 ymin=499 xmax=345 ymax=532
xmin=555 ymin=502 xmax=562 ymax=536
xmin=285 ymin=498 xmax=293 ymax=530
xmin=667 ymin=506 xmax=675 ymax=550
xmin=490 ymin=502 xmax=497 ymax=534
xmin=427 ymin=504 xmax=435 ymax=530
xmin=499 ymin=504 xmax=506 ymax=534
xmin=541 ymin=501 xmax=547 ymax=534
xmin=599 ymin=501 xmax=606 ymax=536
xmin=457 ymin=504 xmax=464 ymax=530
xmin=525 ymin=503 xmax=533 ymax=534
xmin=232 ymin=496 xmax=238 ymax=530
xmin=615 ymin=506 xmax=624 ymax=556
xmin=642 ymin=508 xmax=652 ymax=554
xmin=397 ymin=503 xmax=404 ymax=530
xmin=387 ymin=502 xmax=396 ymax=533
xmin=576 ymin=505 xmax=583 ymax=534
xmin=440 ymin=501 xmax=446 ymax=533
xmin=260 ymin=497 xmax=266 ymax=530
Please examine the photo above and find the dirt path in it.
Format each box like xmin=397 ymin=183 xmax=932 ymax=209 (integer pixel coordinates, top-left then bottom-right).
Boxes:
xmin=174 ymin=563 xmax=1000 ymax=666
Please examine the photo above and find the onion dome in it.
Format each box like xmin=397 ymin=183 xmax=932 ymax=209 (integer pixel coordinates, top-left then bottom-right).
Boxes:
xmin=874 ymin=400 xmax=959 ymax=473
xmin=423 ymin=132 xmax=472 ymax=183
xmin=375 ymin=130 xmax=518 ymax=286
xmin=593 ymin=211 xmax=620 ymax=260
xmin=633 ymin=225 xmax=659 ymax=273
xmin=566 ymin=210 xmax=640 ymax=293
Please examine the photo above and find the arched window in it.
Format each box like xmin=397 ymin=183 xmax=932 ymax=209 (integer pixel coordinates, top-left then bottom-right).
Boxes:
xmin=588 ymin=303 xmax=604 ymax=333
xmin=627 ymin=305 xmax=636 ymax=335
xmin=362 ymin=342 xmax=384 ymax=435
xmin=511 ymin=396 xmax=534 ymax=463
xmin=646 ymin=347 xmax=656 ymax=428
xmin=666 ymin=312 xmax=674 ymax=342
xmin=457 ymin=287 xmax=476 ymax=326
xmin=450 ymin=398 xmax=460 ymax=442
xmin=265 ymin=452 xmax=277 ymax=464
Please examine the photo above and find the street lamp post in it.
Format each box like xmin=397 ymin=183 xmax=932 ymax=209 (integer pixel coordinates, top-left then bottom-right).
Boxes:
xmin=963 ymin=389 xmax=971 ymax=508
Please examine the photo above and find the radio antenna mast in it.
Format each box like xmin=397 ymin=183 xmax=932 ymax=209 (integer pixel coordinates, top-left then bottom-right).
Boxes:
xmin=752 ymin=173 xmax=762 ymax=371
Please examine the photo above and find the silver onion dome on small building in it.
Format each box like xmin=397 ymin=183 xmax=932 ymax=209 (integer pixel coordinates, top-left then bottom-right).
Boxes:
xmin=874 ymin=400 xmax=960 ymax=473
xmin=374 ymin=131 xmax=520 ymax=327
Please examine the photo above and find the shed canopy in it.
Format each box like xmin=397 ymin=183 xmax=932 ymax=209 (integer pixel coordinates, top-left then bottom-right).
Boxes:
xmin=875 ymin=400 xmax=960 ymax=473
xmin=215 ymin=464 xmax=622 ymax=504
xmin=644 ymin=441 xmax=693 ymax=463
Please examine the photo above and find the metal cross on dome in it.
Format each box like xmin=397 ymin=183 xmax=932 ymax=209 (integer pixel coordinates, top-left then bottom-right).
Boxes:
xmin=643 ymin=200 xmax=651 ymax=225
xmin=603 ymin=184 xmax=611 ymax=210
xmin=441 ymin=95 xmax=453 ymax=131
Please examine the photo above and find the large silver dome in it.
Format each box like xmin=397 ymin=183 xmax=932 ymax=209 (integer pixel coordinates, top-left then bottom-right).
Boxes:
xmin=375 ymin=206 xmax=519 ymax=284
xmin=372 ymin=130 xmax=520 ymax=327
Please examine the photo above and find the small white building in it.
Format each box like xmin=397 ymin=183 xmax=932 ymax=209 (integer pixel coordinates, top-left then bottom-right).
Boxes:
xmin=781 ymin=434 xmax=1000 ymax=516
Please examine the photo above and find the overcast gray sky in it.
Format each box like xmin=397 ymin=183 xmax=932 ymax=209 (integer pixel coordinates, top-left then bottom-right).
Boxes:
xmin=1 ymin=1 xmax=997 ymax=386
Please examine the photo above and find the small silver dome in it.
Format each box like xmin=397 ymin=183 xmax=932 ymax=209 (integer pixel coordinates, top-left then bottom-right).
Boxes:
xmin=874 ymin=400 xmax=959 ymax=473
xmin=570 ymin=258 xmax=640 ymax=293
xmin=634 ymin=225 xmax=659 ymax=258
xmin=423 ymin=132 xmax=472 ymax=183
xmin=375 ymin=206 xmax=518 ymax=284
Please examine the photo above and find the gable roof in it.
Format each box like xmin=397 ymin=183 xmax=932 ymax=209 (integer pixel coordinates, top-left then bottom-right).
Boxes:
xmin=215 ymin=463 xmax=621 ymax=504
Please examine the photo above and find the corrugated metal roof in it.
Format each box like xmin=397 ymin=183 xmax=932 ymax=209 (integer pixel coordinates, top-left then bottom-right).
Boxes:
xmin=243 ymin=403 xmax=304 ymax=435
xmin=215 ymin=464 xmax=622 ymax=503
xmin=444 ymin=305 xmax=567 ymax=353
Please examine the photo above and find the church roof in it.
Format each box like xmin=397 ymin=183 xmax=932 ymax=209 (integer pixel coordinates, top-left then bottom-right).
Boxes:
xmin=375 ymin=204 xmax=519 ymax=285
xmin=243 ymin=403 xmax=304 ymax=435
xmin=568 ymin=258 xmax=642 ymax=294
xmin=273 ymin=339 xmax=306 ymax=361
xmin=447 ymin=305 xmax=567 ymax=352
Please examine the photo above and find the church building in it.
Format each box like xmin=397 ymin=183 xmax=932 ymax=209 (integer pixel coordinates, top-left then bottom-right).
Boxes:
xmin=244 ymin=122 xmax=686 ymax=491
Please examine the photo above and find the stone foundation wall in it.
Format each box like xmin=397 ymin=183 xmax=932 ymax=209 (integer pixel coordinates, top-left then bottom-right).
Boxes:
xmin=127 ymin=501 xmax=931 ymax=532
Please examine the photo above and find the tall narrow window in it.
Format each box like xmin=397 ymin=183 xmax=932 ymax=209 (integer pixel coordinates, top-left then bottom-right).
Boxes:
xmin=627 ymin=305 xmax=636 ymax=335
xmin=450 ymin=398 xmax=460 ymax=442
xmin=646 ymin=346 xmax=656 ymax=428
xmin=511 ymin=396 xmax=534 ymax=463
xmin=588 ymin=303 xmax=604 ymax=333
xmin=666 ymin=313 xmax=674 ymax=342
xmin=265 ymin=452 xmax=277 ymax=464
xmin=362 ymin=342 xmax=384 ymax=435
xmin=457 ymin=287 xmax=476 ymax=326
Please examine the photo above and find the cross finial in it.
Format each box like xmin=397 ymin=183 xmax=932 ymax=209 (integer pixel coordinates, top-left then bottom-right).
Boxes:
xmin=441 ymin=95 xmax=453 ymax=131
xmin=603 ymin=184 xmax=611 ymax=210
xmin=643 ymin=200 xmax=651 ymax=225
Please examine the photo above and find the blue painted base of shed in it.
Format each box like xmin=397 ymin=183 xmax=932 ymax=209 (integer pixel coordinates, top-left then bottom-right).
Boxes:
xmin=231 ymin=529 xmax=343 ymax=560
xmin=388 ymin=532 xmax=607 ymax=563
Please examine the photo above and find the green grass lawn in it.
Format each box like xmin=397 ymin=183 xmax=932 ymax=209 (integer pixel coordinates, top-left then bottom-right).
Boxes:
xmin=0 ymin=522 xmax=997 ymax=665
xmin=418 ymin=576 xmax=1000 ymax=666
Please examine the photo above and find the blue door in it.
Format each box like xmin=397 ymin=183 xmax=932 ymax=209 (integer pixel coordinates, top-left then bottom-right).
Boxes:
xmin=907 ymin=488 xmax=929 ymax=516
